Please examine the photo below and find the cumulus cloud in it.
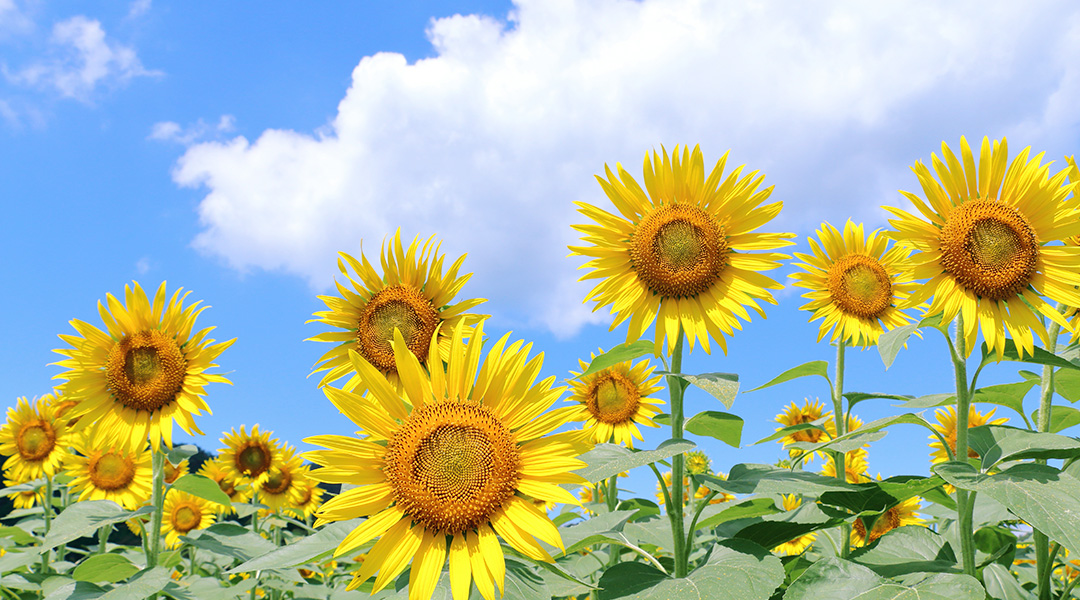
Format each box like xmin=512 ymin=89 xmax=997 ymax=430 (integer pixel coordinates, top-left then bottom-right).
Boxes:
xmin=5 ymin=16 xmax=158 ymax=102
xmin=171 ymin=0 xmax=1080 ymax=337
xmin=149 ymin=115 xmax=235 ymax=145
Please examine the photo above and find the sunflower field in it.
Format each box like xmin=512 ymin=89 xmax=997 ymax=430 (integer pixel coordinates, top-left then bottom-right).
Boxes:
xmin=5 ymin=137 xmax=1080 ymax=600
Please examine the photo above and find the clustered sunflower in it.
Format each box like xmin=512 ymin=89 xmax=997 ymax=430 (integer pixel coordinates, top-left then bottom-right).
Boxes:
xmin=568 ymin=349 xmax=664 ymax=448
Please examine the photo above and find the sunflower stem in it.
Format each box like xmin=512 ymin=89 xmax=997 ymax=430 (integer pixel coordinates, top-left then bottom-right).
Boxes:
xmin=39 ymin=475 xmax=53 ymax=575
xmin=1036 ymin=307 xmax=1064 ymax=600
xmin=147 ymin=449 xmax=167 ymax=568
xmin=188 ymin=545 xmax=197 ymax=578
xmin=830 ymin=340 xmax=850 ymax=558
xmin=98 ymin=523 xmax=112 ymax=555
xmin=605 ymin=471 xmax=620 ymax=569
xmin=57 ymin=485 xmax=69 ymax=563
xmin=251 ymin=492 xmax=260 ymax=534
xmin=667 ymin=330 xmax=688 ymax=578
xmin=951 ymin=313 xmax=977 ymax=577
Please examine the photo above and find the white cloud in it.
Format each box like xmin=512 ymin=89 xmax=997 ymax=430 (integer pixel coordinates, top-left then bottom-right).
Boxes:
xmin=149 ymin=115 xmax=235 ymax=145
xmin=135 ymin=256 xmax=151 ymax=274
xmin=5 ymin=16 xmax=159 ymax=102
xmin=126 ymin=0 xmax=151 ymax=20
xmin=171 ymin=0 xmax=1080 ymax=337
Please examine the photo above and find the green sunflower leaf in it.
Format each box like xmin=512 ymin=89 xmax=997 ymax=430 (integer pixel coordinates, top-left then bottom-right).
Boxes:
xmin=747 ymin=361 xmax=830 ymax=393
xmin=657 ymin=372 xmax=740 ymax=408
xmin=685 ymin=411 xmax=743 ymax=447
xmin=967 ymin=424 xmax=1080 ymax=469
xmin=170 ymin=474 xmax=231 ymax=507
xmin=783 ymin=558 xmax=982 ymax=600
xmin=1030 ymin=405 xmax=1080 ymax=433
xmin=72 ymin=553 xmax=140 ymax=584
xmin=982 ymin=338 xmax=1080 ymax=370
xmin=42 ymin=501 xmax=154 ymax=552
xmin=574 ymin=440 xmax=696 ymax=483
xmin=577 ymin=340 xmax=657 ymax=379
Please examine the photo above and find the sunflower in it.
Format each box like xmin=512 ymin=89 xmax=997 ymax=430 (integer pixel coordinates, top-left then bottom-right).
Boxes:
xmin=570 ymin=145 xmax=795 ymax=355
xmin=773 ymin=495 xmax=816 ymax=556
xmin=219 ymin=425 xmax=280 ymax=484
xmin=929 ymin=405 xmax=1008 ymax=463
xmin=0 ymin=396 xmax=73 ymax=481
xmin=3 ymin=472 xmax=42 ymax=510
xmin=685 ymin=450 xmax=711 ymax=475
xmin=65 ymin=433 xmax=152 ymax=510
xmin=197 ymin=457 xmax=251 ymax=510
xmin=161 ymin=489 xmax=216 ymax=548
xmin=774 ymin=399 xmax=832 ymax=462
xmin=308 ymin=231 xmax=487 ymax=394
xmin=289 ymin=478 xmax=325 ymax=519
xmin=163 ymin=458 xmax=188 ymax=485
xmin=53 ymin=281 xmax=235 ymax=451
xmin=255 ymin=445 xmax=308 ymax=513
xmin=568 ymin=349 xmax=663 ymax=448
xmin=303 ymin=324 xmax=590 ymax=600
xmin=822 ymin=447 xmax=870 ymax=484
xmin=696 ymin=472 xmax=735 ymax=504
xmin=792 ymin=220 xmax=916 ymax=346
xmin=852 ymin=496 xmax=922 ymax=546
xmin=45 ymin=392 xmax=79 ymax=423
xmin=884 ymin=137 xmax=1080 ymax=358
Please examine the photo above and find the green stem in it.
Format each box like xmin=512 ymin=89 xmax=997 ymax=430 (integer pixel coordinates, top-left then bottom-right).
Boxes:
xmin=605 ymin=473 xmax=620 ymax=569
xmin=830 ymin=340 xmax=850 ymax=558
xmin=98 ymin=523 xmax=112 ymax=555
xmin=251 ymin=492 xmax=260 ymax=534
xmin=57 ymin=485 xmax=69 ymax=563
xmin=188 ymin=545 xmax=197 ymax=578
xmin=667 ymin=330 xmax=688 ymax=578
xmin=147 ymin=450 xmax=166 ymax=568
xmin=951 ymin=312 xmax=977 ymax=577
xmin=1037 ymin=308 xmax=1064 ymax=600
xmin=40 ymin=475 xmax=53 ymax=575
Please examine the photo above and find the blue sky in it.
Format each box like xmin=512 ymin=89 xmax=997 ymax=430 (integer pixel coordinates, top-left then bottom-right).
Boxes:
xmin=3 ymin=0 xmax=1080 ymax=500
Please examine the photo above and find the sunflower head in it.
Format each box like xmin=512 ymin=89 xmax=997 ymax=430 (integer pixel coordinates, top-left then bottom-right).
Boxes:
xmin=256 ymin=445 xmax=308 ymax=512
xmin=773 ymin=495 xmax=816 ymax=555
xmin=568 ymin=350 xmax=663 ymax=448
xmin=571 ymin=145 xmax=795 ymax=355
xmin=792 ymin=221 xmax=916 ymax=346
xmin=53 ymin=281 xmax=235 ymax=451
xmin=163 ymin=458 xmax=189 ymax=485
xmin=161 ymin=489 xmax=216 ymax=548
xmin=308 ymin=231 xmax=487 ymax=394
xmin=219 ymin=425 xmax=280 ymax=484
xmin=289 ymin=477 xmax=325 ymax=519
xmin=65 ymin=433 xmax=152 ymax=510
xmin=304 ymin=323 xmax=592 ymax=599
xmin=0 ymin=396 xmax=73 ymax=481
xmin=885 ymin=137 xmax=1080 ymax=358
xmin=929 ymin=404 xmax=1008 ymax=463
xmin=3 ymin=472 xmax=41 ymax=510
xmin=852 ymin=496 xmax=922 ymax=546
xmin=685 ymin=450 xmax=711 ymax=475
xmin=774 ymin=398 xmax=831 ymax=462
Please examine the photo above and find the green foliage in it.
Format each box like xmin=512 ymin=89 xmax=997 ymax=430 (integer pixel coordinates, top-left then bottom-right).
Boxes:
xmin=848 ymin=526 xmax=959 ymax=578
xmin=966 ymin=424 xmax=1080 ymax=469
xmin=42 ymin=501 xmax=154 ymax=552
xmin=71 ymin=554 xmax=141 ymax=584
xmin=783 ymin=558 xmax=983 ymax=600
xmin=578 ymin=340 xmax=657 ymax=378
xmin=747 ymin=361 xmax=830 ymax=393
xmin=170 ymin=474 xmax=232 ymax=507
xmin=575 ymin=440 xmax=696 ymax=483
xmin=685 ymin=411 xmax=743 ymax=447
xmin=658 ymin=372 xmax=740 ymax=408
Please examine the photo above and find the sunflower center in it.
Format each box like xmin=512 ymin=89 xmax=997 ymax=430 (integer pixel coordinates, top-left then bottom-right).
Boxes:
xmin=586 ymin=372 xmax=641 ymax=425
xmin=357 ymin=285 xmax=441 ymax=372
xmin=297 ymin=486 xmax=312 ymax=506
xmin=15 ymin=422 xmax=55 ymax=461
xmin=939 ymin=200 xmax=1039 ymax=301
xmin=262 ymin=470 xmax=292 ymax=495
xmin=172 ymin=505 xmax=202 ymax=533
xmin=790 ymin=414 xmax=826 ymax=443
xmin=104 ymin=330 xmax=187 ymax=412
xmin=384 ymin=402 xmax=520 ymax=534
xmin=89 ymin=452 xmax=136 ymax=491
xmin=629 ymin=204 xmax=728 ymax=298
xmin=237 ymin=444 xmax=271 ymax=478
xmin=855 ymin=507 xmax=902 ymax=544
xmin=163 ymin=462 xmax=183 ymax=485
xmin=826 ymin=255 xmax=892 ymax=319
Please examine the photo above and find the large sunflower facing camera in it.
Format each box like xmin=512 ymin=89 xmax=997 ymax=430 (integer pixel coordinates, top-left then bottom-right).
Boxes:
xmin=53 ymin=282 xmax=234 ymax=451
xmin=570 ymin=145 xmax=794 ymax=355
xmin=885 ymin=137 xmax=1080 ymax=358
xmin=308 ymin=231 xmax=487 ymax=394
xmin=304 ymin=324 xmax=590 ymax=600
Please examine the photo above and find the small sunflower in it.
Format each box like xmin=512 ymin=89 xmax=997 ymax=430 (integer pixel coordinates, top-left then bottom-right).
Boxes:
xmin=65 ymin=433 xmax=152 ymax=510
xmin=822 ymin=447 xmax=870 ymax=484
xmin=161 ymin=489 xmax=216 ymax=548
xmin=792 ymin=220 xmax=916 ymax=346
xmin=53 ymin=281 xmax=235 ymax=451
xmin=685 ymin=450 xmax=711 ymax=475
xmin=568 ymin=350 xmax=663 ymax=448
xmin=0 ymin=396 xmax=73 ymax=480
xmin=289 ymin=478 xmax=325 ymax=519
xmin=219 ymin=425 xmax=280 ymax=484
xmin=197 ymin=457 xmax=251 ymax=510
xmin=304 ymin=324 xmax=590 ymax=600
xmin=255 ymin=445 xmax=308 ymax=513
xmin=308 ymin=231 xmax=487 ymax=394
xmin=570 ymin=145 xmax=795 ymax=355
xmin=772 ymin=495 xmax=816 ymax=556
xmin=163 ymin=458 xmax=189 ymax=485
xmin=929 ymin=405 xmax=1008 ymax=463
xmin=774 ymin=399 xmax=832 ymax=462
xmin=884 ymin=137 xmax=1080 ymax=358
xmin=852 ymin=496 xmax=922 ymax=546
xmin=3 ymin=472 xmax=42 ymax=510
